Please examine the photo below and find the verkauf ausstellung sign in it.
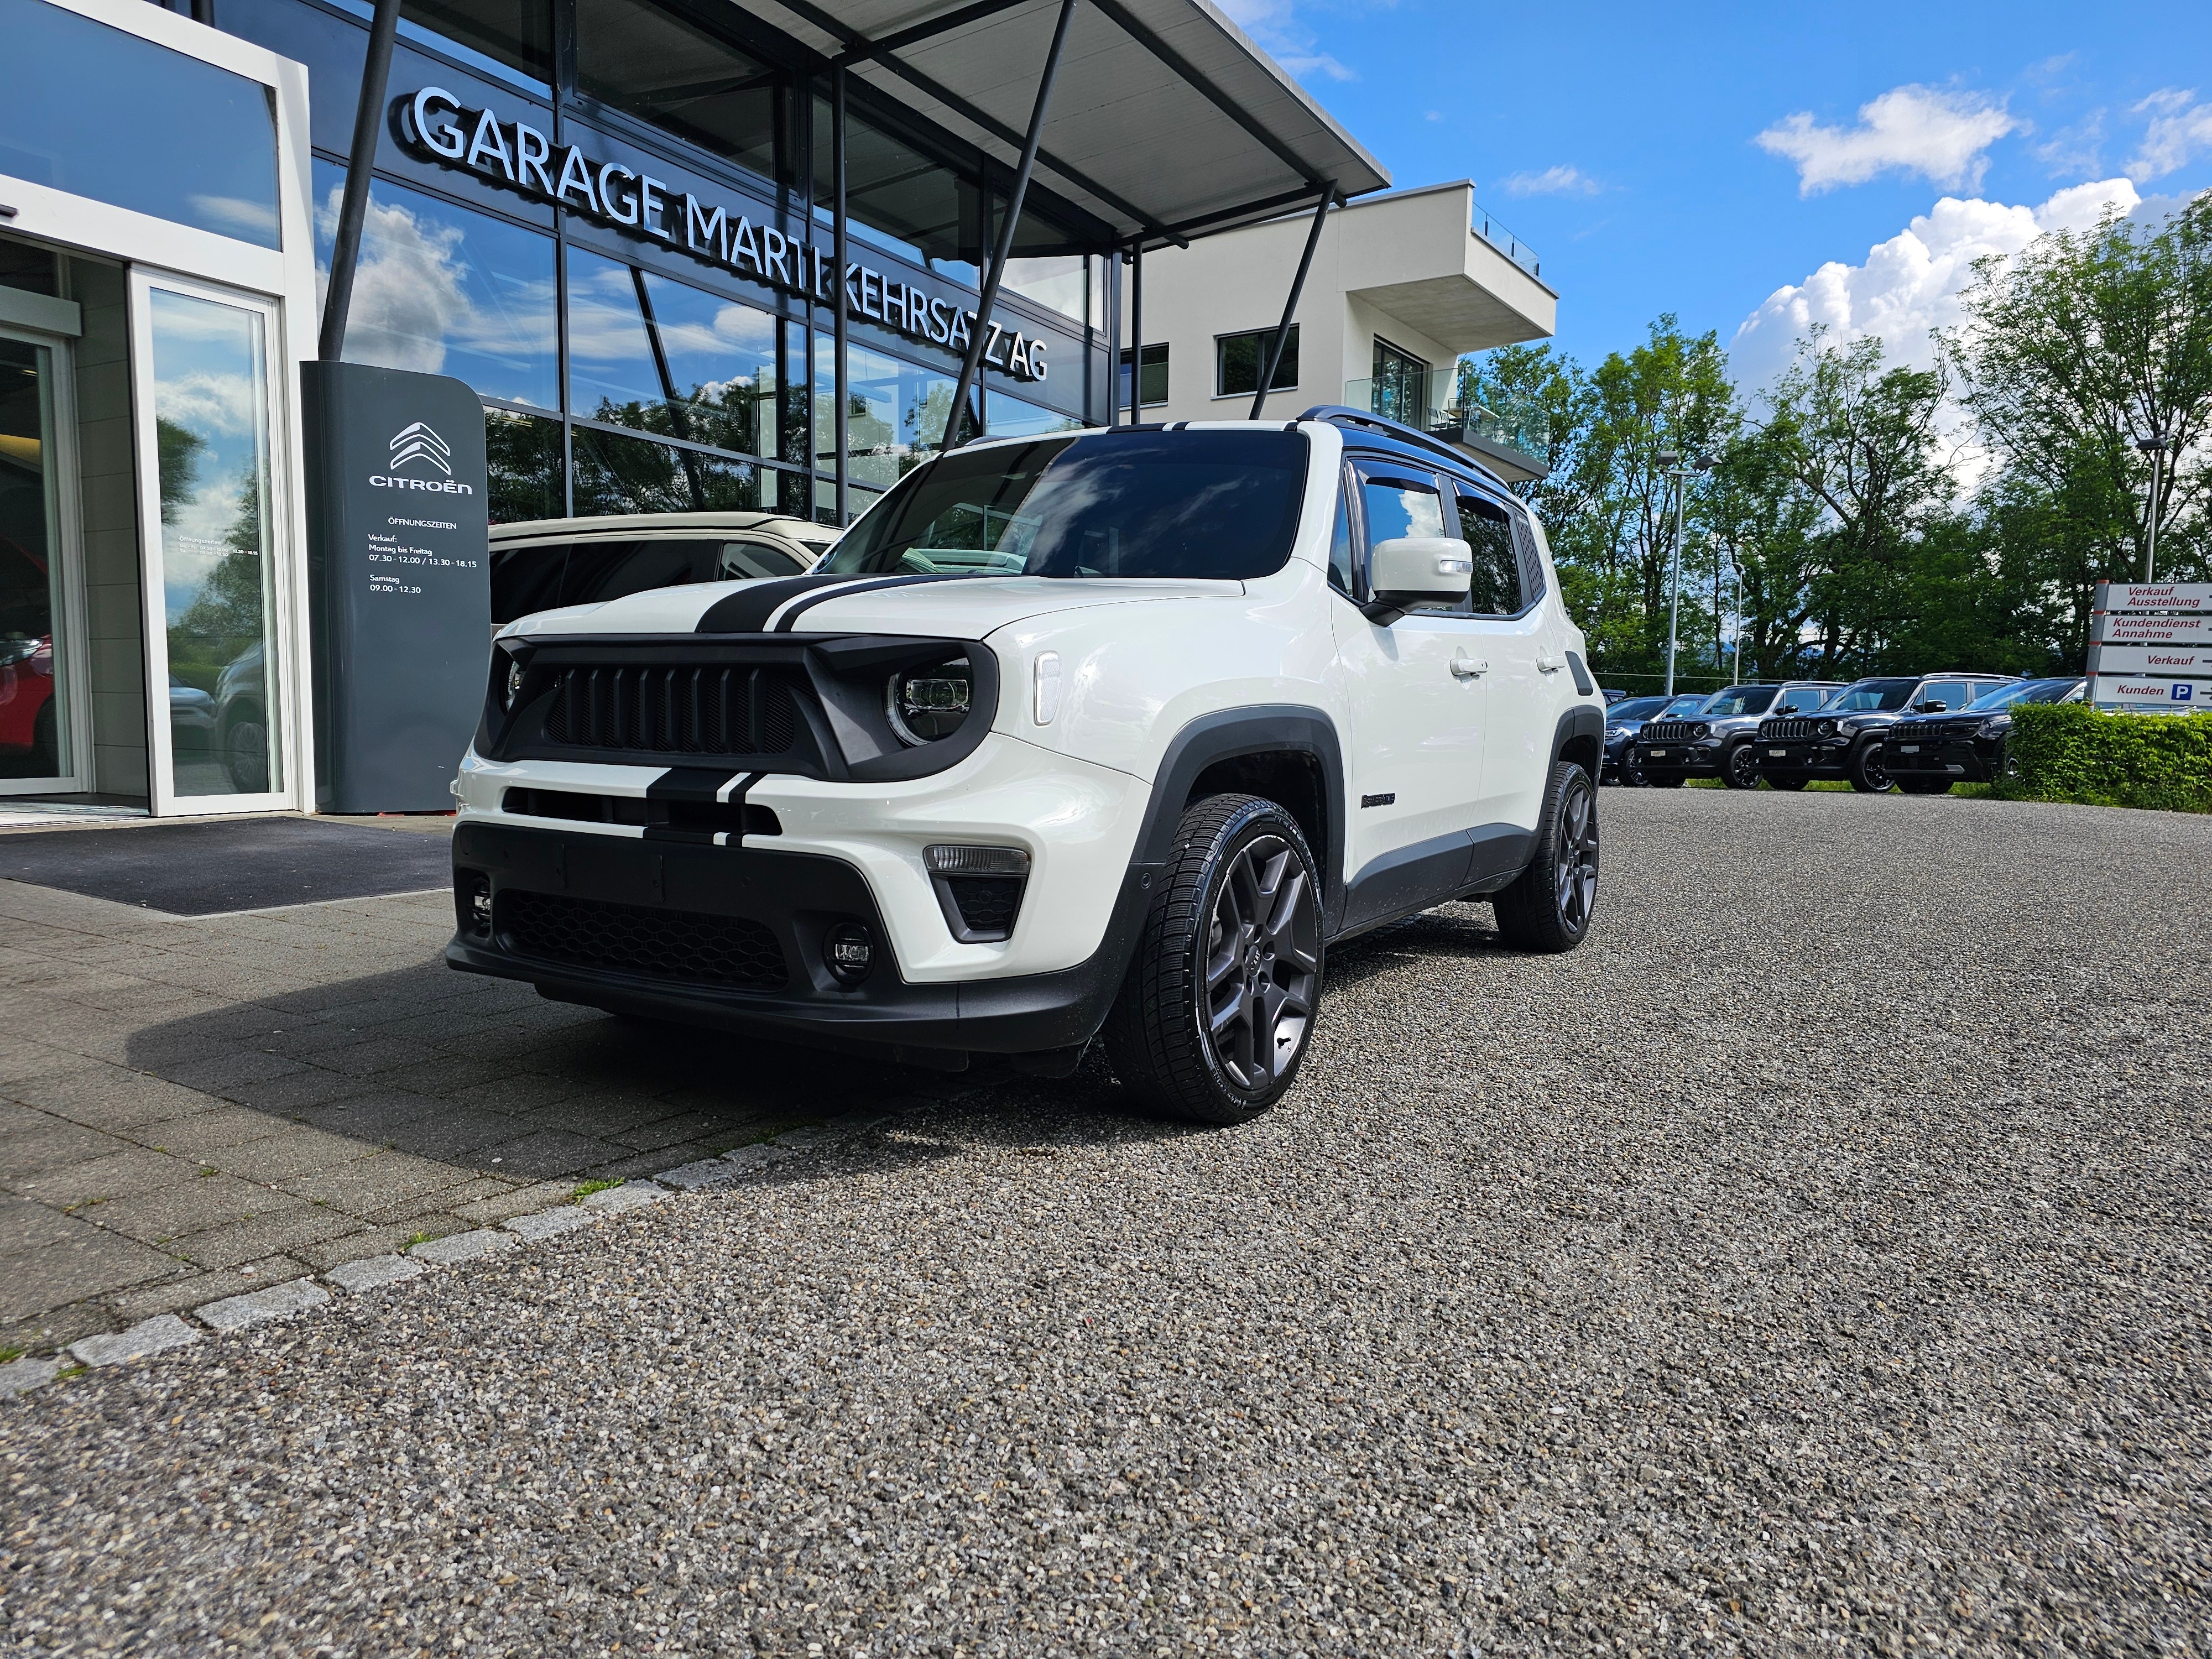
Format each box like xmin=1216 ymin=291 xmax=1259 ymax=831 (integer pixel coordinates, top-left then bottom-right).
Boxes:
xmin=401 ymin=87 xmax=1052 ymax=385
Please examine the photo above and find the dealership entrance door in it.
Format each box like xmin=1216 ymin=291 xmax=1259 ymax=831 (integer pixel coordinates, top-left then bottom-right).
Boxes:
xmin=0 ymin=322 xmax=88 ymax=796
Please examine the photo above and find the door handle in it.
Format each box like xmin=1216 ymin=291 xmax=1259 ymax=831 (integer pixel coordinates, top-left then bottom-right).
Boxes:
xmin=1536 ymin=654 xmax=1564 ymax=674
xmin=1451 ymin=654 xmax=1486 ymax=679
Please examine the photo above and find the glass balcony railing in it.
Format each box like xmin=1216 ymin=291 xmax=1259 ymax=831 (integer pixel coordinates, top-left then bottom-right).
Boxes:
xmin=1471 ymin=202 xmax=1540 ymax=279
xmin=1343 ymin=375 xmax=1550 ymax=466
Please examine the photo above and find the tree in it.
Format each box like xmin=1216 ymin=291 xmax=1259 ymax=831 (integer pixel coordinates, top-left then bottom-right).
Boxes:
xmin=1948 ymin=194 xmax=2212 ymax=594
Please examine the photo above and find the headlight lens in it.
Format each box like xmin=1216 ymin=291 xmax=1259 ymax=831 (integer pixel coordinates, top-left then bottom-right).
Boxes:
xmin=887 ymin=658 xmax=973 ymax=745
xmin=502 ymin=658 xmax=525 ymax=712
xmin=1692 ymin=722 xmax=1709 ymax=739
xmin=1817 ymin=719 xmax=1837 ymax=737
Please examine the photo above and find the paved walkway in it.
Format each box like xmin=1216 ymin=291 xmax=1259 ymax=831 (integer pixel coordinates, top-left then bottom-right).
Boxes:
xmin=0 ymin=830 xmax=922 ymax=1357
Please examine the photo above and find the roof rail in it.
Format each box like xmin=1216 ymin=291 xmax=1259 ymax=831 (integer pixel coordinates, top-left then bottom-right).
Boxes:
xmin=1296 ymin=404 xmax=1509 ymax=487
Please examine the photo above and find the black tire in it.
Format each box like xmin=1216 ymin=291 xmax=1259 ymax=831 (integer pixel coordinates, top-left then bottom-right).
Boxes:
xmin=1898 ymin=776 xmax=1953 ymax=795
xmin=1765 ymin=774 xmax=1808 ymax=791
xmin=1102 ymin=794 xmax=1323 ymax=1125
xmin=1721 ymin=741 xmax=1761 ymax=790
xmin=1646 ymin=773 xmax=1684 ymax=787
xmin=223 ymin=707 xmax=270 ymax=794
xmin=30 ymin=699 xmax=58 ymax=775
xmin=1492 ymin=761 xmax=1599 ymax=954
xmin=1848 ymin=741 xmax=1894 ymax=794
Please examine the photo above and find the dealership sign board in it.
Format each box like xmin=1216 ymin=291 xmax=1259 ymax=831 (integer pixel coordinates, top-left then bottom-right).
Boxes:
xmin=400 ymin=88 xmax=1050 ymax=384
xmin=2094 ymin=611 xmax=2212 ymax=644
xmin=2090 ymin=583 xmax=2211 ymax=711
xmin=2087 ymin=643 xmax=2210 ymax=676
xmin=2092 ymin=581 xmax=2212 ymax=613
xmin=2093 ymin=677 xmax=2202 ymax=708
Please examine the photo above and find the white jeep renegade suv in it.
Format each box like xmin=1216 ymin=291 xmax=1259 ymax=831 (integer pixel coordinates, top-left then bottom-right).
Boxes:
xmin=448 ymin=410 xmax=1606 ymax=1123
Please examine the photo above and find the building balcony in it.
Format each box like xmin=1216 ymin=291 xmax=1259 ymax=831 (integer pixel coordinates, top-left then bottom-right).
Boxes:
xmin=1344 ymin=374 xmax=1550 ymax=484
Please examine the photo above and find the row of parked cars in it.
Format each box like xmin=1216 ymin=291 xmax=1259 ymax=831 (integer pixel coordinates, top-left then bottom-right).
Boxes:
xmin=1600 ymin=672 xmax=2089 ymax=795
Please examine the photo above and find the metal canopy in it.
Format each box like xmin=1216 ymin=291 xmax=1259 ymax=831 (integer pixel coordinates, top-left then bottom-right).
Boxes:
xmin=736 ymin=0 xmax=1391 ymax=246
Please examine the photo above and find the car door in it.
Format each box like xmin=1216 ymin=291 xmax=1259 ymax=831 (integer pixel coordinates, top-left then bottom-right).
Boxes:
xmin=1328 ymin=461 xmax=1488 ymax=926
xmin=1918 ymin=679 xmax=1979 ymax=713
xmin=1453 ymin=486 xmax=1553 ymax=835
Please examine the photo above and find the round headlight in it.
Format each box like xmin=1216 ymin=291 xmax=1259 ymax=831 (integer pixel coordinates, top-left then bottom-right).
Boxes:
xmin=1692 ymin=722 xmax=1709 ymax=739
xmin=1817 ymin=719 xmax=1837 ymax=737
xmin=886 ymin=658 xmax=973 ymax=746
xmin=502 ymin=658 xmax=525 ymax=712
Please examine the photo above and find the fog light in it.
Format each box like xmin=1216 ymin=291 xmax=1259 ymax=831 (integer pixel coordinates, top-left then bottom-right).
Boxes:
xmin=825 ymin=921 xmax=874 ymax=985
xmin=456 ymin=870 xmax=492 ymax=939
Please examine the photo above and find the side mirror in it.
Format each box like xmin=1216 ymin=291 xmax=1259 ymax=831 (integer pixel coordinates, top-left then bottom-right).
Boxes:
xmin=1369 ymin=536 xmax=1473 ymax=606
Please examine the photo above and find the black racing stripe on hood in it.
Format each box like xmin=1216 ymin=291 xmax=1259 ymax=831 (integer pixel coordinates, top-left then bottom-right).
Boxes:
xmin=695 ymin=573 xmax=864 ymax=634
xmin=771 ymin=572 xmax=970 ymax=632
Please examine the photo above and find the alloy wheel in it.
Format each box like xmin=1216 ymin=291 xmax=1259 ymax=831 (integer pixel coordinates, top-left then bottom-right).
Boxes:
xmin=1203 ymin=834 xmax=1321 ymax=1093
xmin=1725 ymin=743 xmax=1760 ymax=789
xmin=1554 ymin=772 xmax=1600 ymax=933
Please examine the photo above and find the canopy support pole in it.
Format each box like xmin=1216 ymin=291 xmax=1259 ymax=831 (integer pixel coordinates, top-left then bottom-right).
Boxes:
xmin=1249 ymin=187 xmax=1332 ymax=419
xmin=1126 ymin=241 xmax=1142 ymax=425
xmin=944 ymin=0 xmax=1077 ymax=451
xmin=319 ymin=0 xmax=400 ymax=362
xmin=832 ymin=64 xmax=850 ymax=524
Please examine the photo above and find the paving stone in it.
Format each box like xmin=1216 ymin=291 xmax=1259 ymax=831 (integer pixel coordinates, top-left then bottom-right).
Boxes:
xmin=140 ymin=1105 xmax=302 ymax=1157
xmin=111 ymin=1257 xmax=309 ymax=1321
xmin=720 ymin=1142 xmax=801 ymax=1173
xmin=470 ymin=1128 xmax=629 ymax=1180
xmin=0 ymin=1192 xmax=84 ymax=1256
xmin=207 ymin=1127 xmax=380 ymax=1183
xmin=0 ymin=1227 xmax=184 ymax=1321
xmin=283 ymin=1149 xmax=475 ymax=1212
xmin=3 ymin=1065 xmax=224 ymax=1133
xmin=579 ymin=1181 xmax=668 ymax=1214
xmin=69 ymin=1313 xmax=200 ymax=1367
xmin=654 ymin=1157 xmax=740 ymax=1192
xmin=502 ymin=1205 xmax=598 ymax=1243
xmin=453 ymin=1179 xmax=572 ymax=1225
xmin=195 ymin=1277 xmax=331 ymax=1333
xmin=0 ymin=1355 xmax=64 ymax=1396
xmin=407 ymin=1228 xmax=515 ymax=1265
xmin=13 ymin=1147 xmax=207 ymax=1207
xmin=165 ymin=1204 xmax=362 ymax=1270
xmin=324 ymin=1253 xmax=426 ymax=1294
xmin=70 ymin=1173 xmax=289 ymax=1247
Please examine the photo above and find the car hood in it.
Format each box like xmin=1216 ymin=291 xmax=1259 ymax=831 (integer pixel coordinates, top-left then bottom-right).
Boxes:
xmin=499 ymin=573 xmax=1248 ymax=643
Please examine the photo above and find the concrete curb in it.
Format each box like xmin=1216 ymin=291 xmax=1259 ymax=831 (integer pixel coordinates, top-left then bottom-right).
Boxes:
xmin=5 ymin=1111 xmax=903 ymax=1400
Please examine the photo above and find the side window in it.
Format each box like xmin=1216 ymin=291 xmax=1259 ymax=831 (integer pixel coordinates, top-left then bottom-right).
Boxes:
xmin=490 ymin=544 xmax=570 ymax=627
xmin=1507 ymin=507 xmax=1547 ymax=606
xmin=557 ymin=540 xmax=714 ymax=608
xmin=717 ymin=540 xmax=808 ymax=580
xmin=1922 ymin=680 xmax=1975 ymax=711
xmin=1327 ymin=478 xmax=1355 ymax=597
xmin=1451 ymin=488 xmax=1523 ymax=617
xmin=1356 ymin=466 xmax=1452 ymax=613
xmin=1778 ymin=687 xmax=1824 ymax=714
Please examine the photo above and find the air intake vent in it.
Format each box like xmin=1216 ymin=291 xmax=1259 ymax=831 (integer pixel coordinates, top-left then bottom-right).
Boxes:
xmin=541 ymin=665 xmax=800 ymax=757
xmin=499 ymin=890 xmax=787 ymax=990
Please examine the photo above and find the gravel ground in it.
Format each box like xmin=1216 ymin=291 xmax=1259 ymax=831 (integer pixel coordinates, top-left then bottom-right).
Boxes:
xmin=4 ymin=788 xmax=2208 ymax=1658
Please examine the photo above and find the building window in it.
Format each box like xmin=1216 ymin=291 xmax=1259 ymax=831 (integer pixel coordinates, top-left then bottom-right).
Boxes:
xmin=3 ymin=0 xmax=280 ymax=250
xmin=813 ymin=103 xmax=983 ymax=286
xmin=571 ymin=426 xmax=763 ymax=516
xmin=486 ymin=409 xmax=564 ymax=524
xmin=400 ymin=0 xmax=552 ymax=90
xmin=1215 ymin=326 xmax=1297 ymax=398
xmin=575 ymin=0 xmax=798 ymax=187
xmin=311 ymin=160 xmax=559 ymax=411
xmin=1118 ymin=343 xmax=1168 ymax=409
xmin=564 ymin=247 xmax=801 ymax=464
xmin=820 ymin=338 xmax=955 ymax=493
xmin=985 ymin=392 xmax=1084 ymax=439
xmin=1371 ymin=336 xmax=1429 ymax=425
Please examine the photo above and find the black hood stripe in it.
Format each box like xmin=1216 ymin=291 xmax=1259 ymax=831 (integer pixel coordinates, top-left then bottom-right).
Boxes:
xmin=694 ymin=573 xmax=864 ymax=634
xmin=769 ymin=572 xmax=967 ymax=632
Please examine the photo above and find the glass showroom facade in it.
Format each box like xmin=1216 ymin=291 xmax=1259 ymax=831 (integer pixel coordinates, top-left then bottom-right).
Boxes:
xmin=222 ymin=0 xmax=1112 ymax=525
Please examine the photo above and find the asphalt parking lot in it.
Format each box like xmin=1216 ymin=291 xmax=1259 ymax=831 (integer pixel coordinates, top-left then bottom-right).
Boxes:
xmin=4 ymin=788 xmax=2209 ymax=1656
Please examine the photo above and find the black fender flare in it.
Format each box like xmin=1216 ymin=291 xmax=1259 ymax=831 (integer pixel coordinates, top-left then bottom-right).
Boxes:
xmin=1126 ymin=705 xmax=1349 ymax=930
xmin=1550 ymin=702 xmax=1604 ymax=773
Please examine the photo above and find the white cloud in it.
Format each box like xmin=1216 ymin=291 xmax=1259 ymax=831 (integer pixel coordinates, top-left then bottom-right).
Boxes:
xmin=1756 ymin=85 xmax=2020 ymax=195
xmin=2126 ymin=88 xmax=2212 ymax=182
xmin=1217 ymin=0 xmax=1356 ymax=82
xmin=1499 ymin=165 xmax=1602 ymax=198
xmin=1730 ymin=177 xmax=2142 ymax=390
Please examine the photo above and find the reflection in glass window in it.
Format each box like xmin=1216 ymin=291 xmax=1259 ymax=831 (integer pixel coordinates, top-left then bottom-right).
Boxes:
xmin=1452 ymin=490 xmax=1522 ymax=617
xmin=1217 ymin=326 xmax=1298 ymax=397
xmin=818 ymin=340 xmax=955 ymax=492
xmin=1118 ymin=343 xmax=1167 ymax=409
xmin=0 ymin=337 xmax=67 ymax=780
xmin=486 ymin=409 xmax=563 ymax=524
xmin=813 ymin=105 xmax=982 ymax=285
xmin=1001 ymin=256 xmax=1086 ymax=324
xmin=145 ymin=288 xmax=280 ymax=798
xmin=575 ymin=0 xmax=796 ymax=183
xmin=985 ymin=393 xmax=1083 ymax=440
xmin=565 ymin=248 xmax=799 ymax=462
xmin=311 ymin=161 xmax=557 ymax=409
xmin=1 ymin=0 xmax=280 ymax=249
xmin=571 ymin=427 xmax=762 ymax=516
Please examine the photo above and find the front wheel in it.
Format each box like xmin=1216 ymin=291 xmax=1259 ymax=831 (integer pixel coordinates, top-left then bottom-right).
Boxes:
xmin=1848 ymin=742 xmax=1894 ymax=794
xmin=1721 ymin=742 xmax=1761 ymax=790
xmin=1493 ymin=761 xmax=1599 ymax=954
xmin=1102 ymin=794 xmax=1324 ymax=1125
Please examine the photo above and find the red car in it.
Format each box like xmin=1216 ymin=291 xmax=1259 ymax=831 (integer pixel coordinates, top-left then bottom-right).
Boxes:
xmin=0 ymin=536 xmax=57 ymax=773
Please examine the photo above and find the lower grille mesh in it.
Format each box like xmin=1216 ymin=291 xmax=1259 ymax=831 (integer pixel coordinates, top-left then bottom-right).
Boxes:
xmin=499 ymin=890 xmax=787 ymax=990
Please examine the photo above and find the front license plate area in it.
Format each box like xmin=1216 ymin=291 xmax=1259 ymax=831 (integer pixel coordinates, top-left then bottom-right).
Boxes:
xmin=1768 ymin=748 xmax=1786 ymax=757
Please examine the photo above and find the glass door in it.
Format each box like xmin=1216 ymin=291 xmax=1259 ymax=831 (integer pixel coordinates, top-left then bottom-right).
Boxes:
xmin=131 ymin=273 xmax=295 ymax=813
xmin=0 ymin=326 xmax=84 ymax=795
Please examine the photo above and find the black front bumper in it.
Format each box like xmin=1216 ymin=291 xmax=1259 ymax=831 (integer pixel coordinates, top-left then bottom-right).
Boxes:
xmin=446 ymin=820 xmax=1150 ymax=1058
xmin=1884 ymin=740 xmax=1995 ymax=781
xmin=1634 ymin=742 xmax=1723 ymax=776
xmin=1755 ymin=739 xmax=1850 ymax=779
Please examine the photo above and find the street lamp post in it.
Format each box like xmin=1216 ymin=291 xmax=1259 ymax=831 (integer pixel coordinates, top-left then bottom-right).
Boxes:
xmin=2138 ymin=431 xmax=2173 ymax=582
xmin=1731 ymin=557 xmax=1744 ymax=686
xmin=1657 ymin=450 xmax=1713 ymax=698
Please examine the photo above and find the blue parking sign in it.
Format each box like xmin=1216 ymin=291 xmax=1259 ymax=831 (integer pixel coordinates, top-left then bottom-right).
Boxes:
xmin=2176 ymin=684 xmax=2197 ymax=702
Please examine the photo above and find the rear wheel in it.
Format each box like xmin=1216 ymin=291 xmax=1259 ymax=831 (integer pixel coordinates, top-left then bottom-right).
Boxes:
xmin=1493 ymin=761 xmax=1599 ymax=954
xmin=1848 ymin=742 xmax=1894 ymax=794
xmin=1721 ymin=741 xmax=1761 ymax=790
xmin=1102 ymin=794 xmax=1323 ymax=1125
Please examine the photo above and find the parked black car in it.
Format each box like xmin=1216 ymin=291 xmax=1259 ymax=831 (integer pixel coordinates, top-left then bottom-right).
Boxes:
xmin=1632 ymin=680 xmax=1841 ymax=789
xmin=1755 ymin=672 xmax=2016 ymax=792
xmin=1880 ymin=676 xmax=2087 ymax=792
xmin=1601 ymin=693 xmax=1698 ymax=786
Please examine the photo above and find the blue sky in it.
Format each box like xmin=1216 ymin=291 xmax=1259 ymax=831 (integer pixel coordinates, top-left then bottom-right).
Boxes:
xmin=1224 ymin=0 xmax=2212 ymax=387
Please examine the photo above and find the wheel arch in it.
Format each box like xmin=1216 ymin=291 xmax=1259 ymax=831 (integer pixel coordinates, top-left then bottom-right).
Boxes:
xmin=1550 ymin=702 xmax=1604 ymax=782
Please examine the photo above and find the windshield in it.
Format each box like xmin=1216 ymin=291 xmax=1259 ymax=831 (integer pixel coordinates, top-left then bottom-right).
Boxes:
xmin=1605 ymin=696 xmax=1671 ymax=722
xmin=1657 ymin=693 xmax=1713 ymax=718
xmin=821 ymin=430 xmax=1308 ymax=581
xmin=1823 ymin=679 xmax=1918 ymax=712
xmin=1966 ymin=677 xmax=2081 ymax=710
xmin=1700 ymin=685 xmax=1780 ymax=717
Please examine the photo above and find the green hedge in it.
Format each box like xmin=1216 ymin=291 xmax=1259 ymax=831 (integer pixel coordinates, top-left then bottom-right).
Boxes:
xmin=1994 ymin=702 xmax=2212 ymax=813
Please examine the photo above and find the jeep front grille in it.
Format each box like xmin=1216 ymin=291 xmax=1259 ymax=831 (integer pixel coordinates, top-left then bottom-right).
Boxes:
xmin=542 ymin=664 xmax=801 ymax=757
xmin=1760 ymin=717 xmax=1823 ymax=740
xmin=1640 ymin=721 xmax=1702 ymax=743
xmin=499 ymin=890 xmax=788 ymax=991
xmin=1893 ymin=718 xmax=1980 ymax=743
